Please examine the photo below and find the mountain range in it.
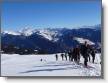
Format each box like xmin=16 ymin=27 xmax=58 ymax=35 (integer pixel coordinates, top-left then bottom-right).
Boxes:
xmin=1 ymin=24 xmax=101 ymax=54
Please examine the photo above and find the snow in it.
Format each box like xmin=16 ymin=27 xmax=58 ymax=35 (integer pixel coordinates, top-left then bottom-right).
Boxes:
xmin=35 ymin=29 xmax=59 ymax=41
xmin=1 ymin=53 xmax=101 ymax=76
xmin=2 ymin=28 xmax=60 ymax=41
xmin=37 ymin=29 xmax=54 ymax=41
xmin=74 ymin=37 xmax=95 ymax=45
xmin=2 ymin=28 xmax=34 ymax=36
xmin=2 ymin=31 xmax=21 ymax=35
xmin=19 ymin=28 xmax=34 ymax=36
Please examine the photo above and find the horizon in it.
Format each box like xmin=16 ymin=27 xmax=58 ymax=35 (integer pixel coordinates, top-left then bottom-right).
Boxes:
xmin=1 ymin=24 xmax=101 ymax=32
xmin=2 ymin=23 xmax=101 ymax=32
xmin=2 ymin=1 xmax=101 ymax=31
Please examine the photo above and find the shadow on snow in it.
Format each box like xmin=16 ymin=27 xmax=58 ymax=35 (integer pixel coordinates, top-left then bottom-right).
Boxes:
xmin=19 ymin=63 xmax=94 ymax=74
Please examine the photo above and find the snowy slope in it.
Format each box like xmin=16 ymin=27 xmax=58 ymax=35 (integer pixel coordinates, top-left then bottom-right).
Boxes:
xmin=2 ymin=28 xmax=60 ymax=41
xmin=1 ymin=53 xmax=101 ymax=76
xmin=34 ymin=29 xmax=60 ymax=41
xmin=74 ymin=37 xmax=95 ymax=45
xmin=19 ymin=28 xmax=34 ymax=36
xmin=2 ymin=26 xmax=101 ymax=44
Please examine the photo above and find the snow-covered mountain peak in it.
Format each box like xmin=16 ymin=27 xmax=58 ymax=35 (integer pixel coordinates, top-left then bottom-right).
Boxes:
xmin=2 ymin=24 xmax=101 ymax=42
xmin=2 ymin=28 xmax=61 ymax=41
xmin=35 ymin=28 xmax=60 ymax=41
xmin=2 ymin=28 xmax=34 ymax=36
xmin=19 ymin=27 xmax=34 ymax=36
xmin=2 ymin=30 xmax=21 ymax=36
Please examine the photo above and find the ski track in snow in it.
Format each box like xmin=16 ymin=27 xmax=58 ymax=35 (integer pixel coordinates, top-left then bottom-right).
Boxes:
xmin=1 ymin=53 xmax=101 ymax=76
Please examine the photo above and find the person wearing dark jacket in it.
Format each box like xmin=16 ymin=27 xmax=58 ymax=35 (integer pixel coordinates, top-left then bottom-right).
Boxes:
xmin=76 ymin=45 xmax=80 ymax=64
xmin=91 ymin=48 xmax=96 ymax=63
xmin=87 ymin=44 xmax=91 ymax=62
xmin=64 ymin=53 xmax=67 ymax=61
xmin=61 ymin=53 xmax=64 ymax=61
xmin=72 ymin=48 xmax=76 ymax=61
xmin=73 ymin=45 xmax=80 ymax=64
xmin=80 ymin=41 xmax=89 ymax=67
xmin=68 ymin=49 xmax=73 ymax=61
xmin=64 ymin=50 xmax=68 ymax=61
xmin=55 ymin=54 xmax=58 ymax=61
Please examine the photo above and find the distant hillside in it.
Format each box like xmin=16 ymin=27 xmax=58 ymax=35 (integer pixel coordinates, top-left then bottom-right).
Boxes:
xmin=1 ymin=24 xmax=101 ymax=54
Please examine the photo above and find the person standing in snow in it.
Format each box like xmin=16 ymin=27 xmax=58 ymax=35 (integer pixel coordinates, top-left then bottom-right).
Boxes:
xmin=80 ymin=41 xmax=89 ymax=67
xmin=87 ymin=44 xmax=91 ymax=62
xmin=55 ymin=54 xmax=58 ymax=61
xmin=72 ymin=45 xmax=80 ymax=64
xmin=64 ymin=52 xmax=67 ymax=61
xmin=61 ymin=53 xmax=64 ymax=61
xmin=91 ymin=47 xmax=96 ymax=63
xmin=64 ymin=50 xmax=68 ymax=61
xmin=76 ymin=45 xmax=80 ymax=64
xmin=72 ymin=48 xmax=76 ymax=61
xmin=68 ymin=49 xmax=73 ymax=61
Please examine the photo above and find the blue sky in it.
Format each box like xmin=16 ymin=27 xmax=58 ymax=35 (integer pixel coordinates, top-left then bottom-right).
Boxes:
xmin=2 ymin=1 xmax=101 ymax=31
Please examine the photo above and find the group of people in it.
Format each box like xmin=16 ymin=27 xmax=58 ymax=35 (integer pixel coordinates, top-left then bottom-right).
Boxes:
xmin=55 ymin=41 xmax=96 ymax=67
